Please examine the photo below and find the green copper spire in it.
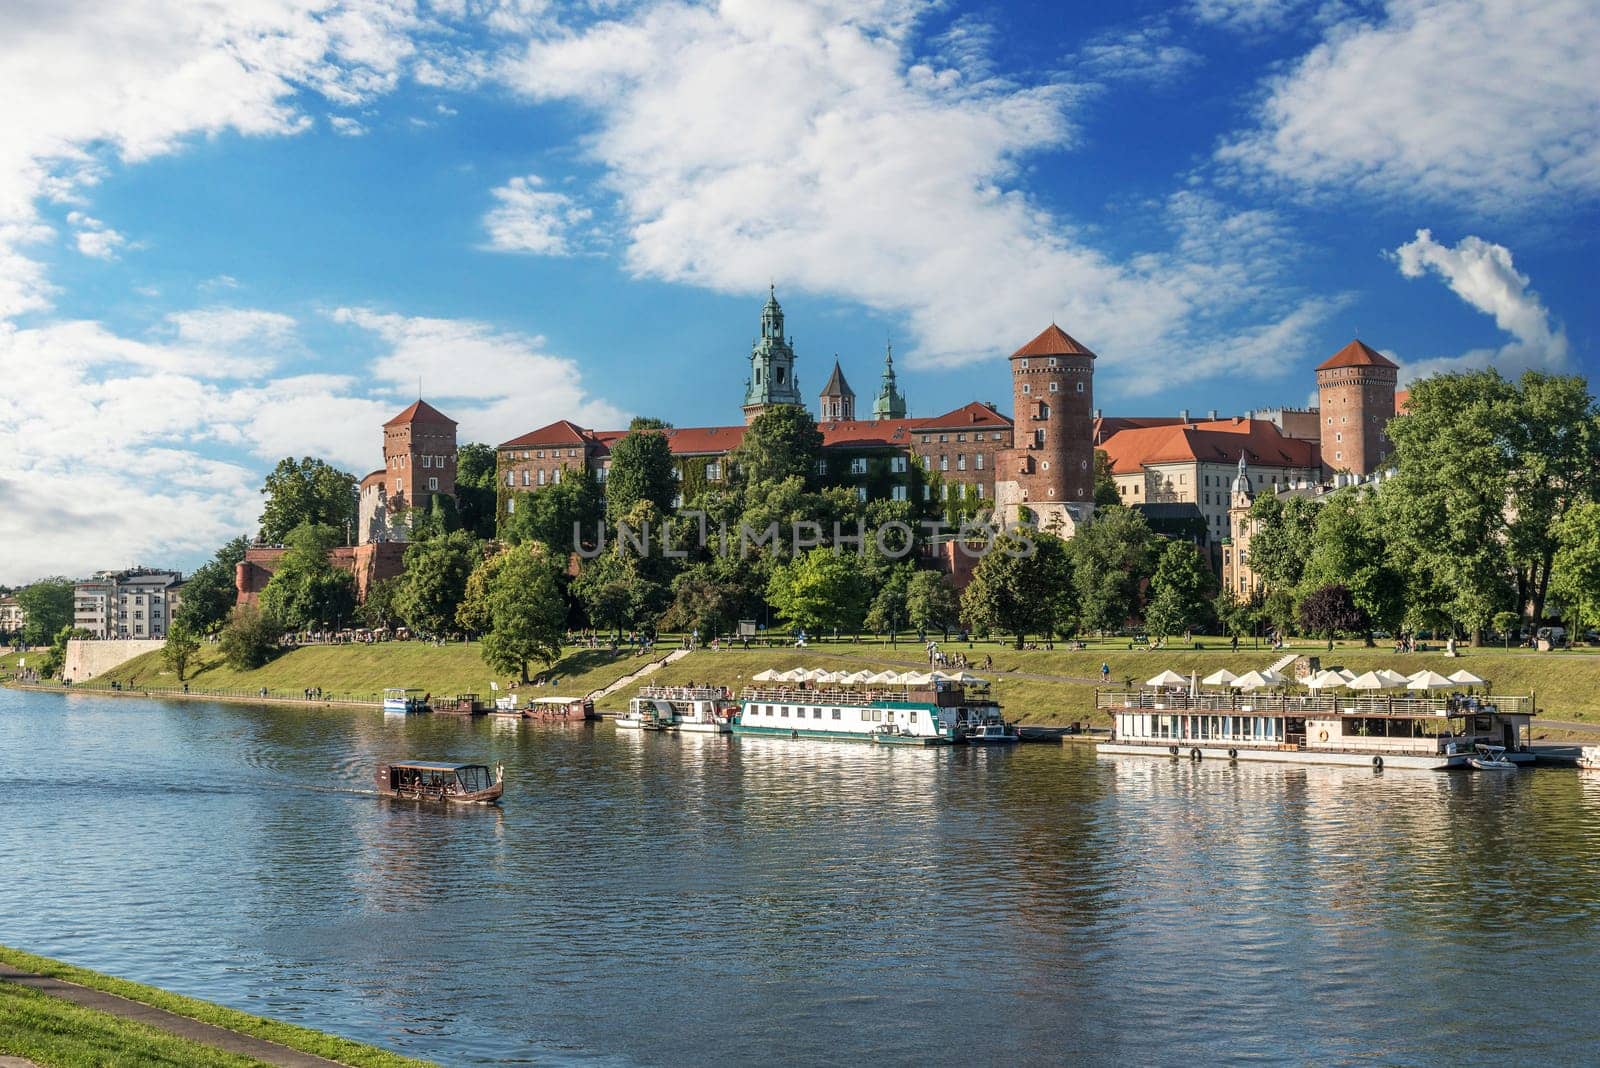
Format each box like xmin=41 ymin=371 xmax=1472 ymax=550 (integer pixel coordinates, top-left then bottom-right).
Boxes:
xmin=872 ymin=340 xmax=907 ymax=420
xmin=743 ymin=285 xmax=803 ymax=422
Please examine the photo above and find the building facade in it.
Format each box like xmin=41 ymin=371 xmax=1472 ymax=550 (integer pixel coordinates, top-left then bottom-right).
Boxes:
xmin=994 ymin=324 xmax=1098 ymax=534
xmin=73 ymin=569 xmax=182 ymax=639
xmin=360 ymin=399 xmax=461 ymax=544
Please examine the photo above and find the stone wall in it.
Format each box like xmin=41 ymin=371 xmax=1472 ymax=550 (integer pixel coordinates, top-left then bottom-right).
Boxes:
xmin=63 ymin=638 xmax=165 ymax=683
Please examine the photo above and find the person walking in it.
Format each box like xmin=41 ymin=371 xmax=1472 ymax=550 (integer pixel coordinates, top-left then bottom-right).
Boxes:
xmin=1100 ymin=661 xmax=1110 ymax=683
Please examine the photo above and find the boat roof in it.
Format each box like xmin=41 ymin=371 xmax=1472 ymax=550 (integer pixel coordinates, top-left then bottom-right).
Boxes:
xmin=525 ymin=696 xmax=582 ymax=704
xmin=389 ymin=761 xmax=485 ymax=771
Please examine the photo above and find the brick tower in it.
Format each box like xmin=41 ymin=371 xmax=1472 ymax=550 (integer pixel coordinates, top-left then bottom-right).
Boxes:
xmin=995 ymin=324 xmax=1097 ymax=533
xmin=818 ymin=359 xmax=855 ymax=421
xmin=381 ymin=399 xmax=458 ymax=530
xmin=1316 ymin=339 xmax=1397 ymax=476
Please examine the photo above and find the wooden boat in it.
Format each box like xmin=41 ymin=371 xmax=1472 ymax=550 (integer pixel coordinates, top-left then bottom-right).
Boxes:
xmin=521 ymin=696 xmax=599 ymax=722
xmin=376 ymin=761 xmax=504 ymax=804
xmin=382 ymin=687 xmax=430 ymax=714
xmin=435 ymin=693 xmax=487 ymax=716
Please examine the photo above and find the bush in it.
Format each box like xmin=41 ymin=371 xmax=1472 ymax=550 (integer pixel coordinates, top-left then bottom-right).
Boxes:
xmin=218 ymin=606 xmax=282 ymax=671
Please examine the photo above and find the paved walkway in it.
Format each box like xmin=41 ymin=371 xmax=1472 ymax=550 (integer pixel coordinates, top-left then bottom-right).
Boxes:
xmin=0 ymin=963 xmax=347 ymax=1067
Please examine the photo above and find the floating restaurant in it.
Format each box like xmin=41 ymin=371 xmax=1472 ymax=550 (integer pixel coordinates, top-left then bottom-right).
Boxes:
xmin=732 ymin=667 xmax=1012 ymax=745
xmin=1097 ymin=666 xmax=1533 ymax=770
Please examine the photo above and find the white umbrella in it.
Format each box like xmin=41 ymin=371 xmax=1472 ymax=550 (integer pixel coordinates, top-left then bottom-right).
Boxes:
xmin=948 ymin=672 xmax=988 ymax=685
xmin=1406 ymin=670 xmax=1455 ymax=690
xmin=1259 ymin=668 xmax=1288 ymax=686
xmin=1304 ymin=670 xmax=1346 ymax=690
xmin=866 ymin=670 xmax=901 ymax=684
xmin=899 ymin=671 xmax=934 ymax=686
xmin=751 ymin=669 xmax=779 ymax=682
xmin=776 ymin=668 xmax=809 ymax=683
xmin=1448 ymin=669 xmax=1487 ymax=686
xmin=1201 ymin=669 xmax=1239 ymax=686
xmin=845 ymin=670 xmax=875 ymax=684
xmin=1346 ymin=670 xmax=1396 ymax=691
xmin=1336 ymin=668 xmax=1359 ymax=681
xmin=1232 ymin=670 xmax=1272 ymax=691
xmin=1374 ymin=669 xmax=1411 ymax=688
xmin=815 ymin=670 xmax=847 ymax=684
xmin=1145 ymin=669 xmax=1189 ymax=687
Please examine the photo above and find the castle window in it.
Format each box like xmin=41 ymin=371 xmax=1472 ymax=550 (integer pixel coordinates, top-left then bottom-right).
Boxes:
xmin=890 ymin=456 xmax=907 ymax=473
xmin=1076 ymin=382 xmax=1084 ymax=393
xmin=1020 ymin=359 xmax=1029 ymax=369
xmin=1049 ymin=358 xmax=1057 ymax=367
xmin=850 ymin=458 xmax=868 ymax=474
xmin=507 ymin=471 xmax=515 ymax=486
xmin=1038 ymin=403 xmax=1050 ymax=420
xmin=523 ymin=470 xmax=531 ymax=486
xmin=1022 ymin=384 xmax=1031 ymax=395
xmin=536 ymin=450 xmax=545 ymax=459
xmin=939 ymin=455 xmax=949 ymax=471
xmin=1050 ymin=382 xmax=1059 ymax=393
xmin=892 ymin=485 xmax=908 ymax=501
xmin=421 ymin=455 xmax=431 ymax=469
xmin=672 ymin=465 xmax=683 ymax=480
xmin=975 ymin=485 xmax=984 ymax=499
xmin=975 ymin=454 xmax=984 ymax=470
xmin=939 ymin=434 xmax=948 ymax=442
xmin=755 ymin=368 xmax=762 ymax=384
xmin=957 ymin=433 xmax=966 ymax=442
xmin=428 ymin=477 xmax=439 ymax=491
xmin=1335 ymin=433 xmax=1342 ymax=442
xmin=856 ymin=486 xmax=867 ymax=502
xmin=1042 ymin=461 xmax=1050 ymax=471
xmin=553 ymin=468 xmax=562 ymax=484
xmin=923 ymin=485 xmax=931 ymax=500
xmin=538 ymin=469 xmax=547 ymax=486
xmin=957 ymin=455 xmax=966 ymax=471
xmin=776 ymin=367 xmax=786 ymax=384
xmin=815 ymin=460 xmax=828 ymax=475
xmin=1034 ymin=429 xmax=1045 ymax=447
xmin=942 ymin=484 xmax=950 ymax=500
xmin=706 ymin=462 xmax=722 ymax=481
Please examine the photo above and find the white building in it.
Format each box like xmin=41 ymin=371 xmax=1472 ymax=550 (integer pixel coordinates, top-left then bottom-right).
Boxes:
xmin=74 ymin=569 xmax=183 ymax=639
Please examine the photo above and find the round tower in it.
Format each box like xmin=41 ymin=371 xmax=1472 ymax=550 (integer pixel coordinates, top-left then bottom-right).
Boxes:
xmin=1315 ymin=339 xmax=1398 ymax=476
xmin=997 ymin=324 xmax=1096 ymax=530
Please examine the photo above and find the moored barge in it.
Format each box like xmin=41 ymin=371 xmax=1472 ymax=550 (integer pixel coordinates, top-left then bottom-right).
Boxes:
xmin=733 ymin=669 xmax=1007 ymax=746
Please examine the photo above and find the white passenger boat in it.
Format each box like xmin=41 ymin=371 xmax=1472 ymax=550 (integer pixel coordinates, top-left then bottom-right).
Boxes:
xmin=616 ymin=685 xmax=737 ymax=733
xmin=965 ymin=720 xmax=1021 ymax=745
xmin=1098 ymin=688 xmax=1534 ymax=771
xmin=1578 ymin=746 xmax=1600 ymax=771
xmin=733 ymin=669 xmax=1002 ymax=746
xmin=381 ymin=687 xmax=430 ymax=714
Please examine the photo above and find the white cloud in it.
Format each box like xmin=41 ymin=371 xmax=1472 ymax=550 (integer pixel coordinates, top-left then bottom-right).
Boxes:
xmin=481 ymin=175 xmax=592 ymax=256
xmin=1075 ymin=23 xmax=1200 ymax=85
xmin=492 ymin=0 xmax=1330 ymax=383
xmin=66 ymin=211 xmax=126 ymax=259
xmin=1219 ymin=0 xmax=1600 ymax=212
xmin=1388 ymin=229 xmax=1570 ymax=380
xmin=329 ymin=114 xmax=370 ymax=137
xmin=331 ymin=307 xmax=628 ymax=444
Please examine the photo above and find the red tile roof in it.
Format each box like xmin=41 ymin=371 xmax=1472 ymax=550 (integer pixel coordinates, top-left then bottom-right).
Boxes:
xmin=909 ymin=402 xmax=1012 ymax=431
xmin=1316 ymin=339 xmax=1398 ymax=371
xmin=665 ymin=426 xmax=746 ymax=455
xmin=385 ymin=399 xmax=457 ymax=427
xmin=1093 ymin=416 xmax=1186 ymax=443
xmin=1099 ymin=418 xmax=1320 ymax=475
xmin=499 ymin=419 xmax=595 ymax=449
xmin=1012 ymin=323 xmax=1096 ymax=359
xmin=818 ymin=418 xmax=918 ymax=448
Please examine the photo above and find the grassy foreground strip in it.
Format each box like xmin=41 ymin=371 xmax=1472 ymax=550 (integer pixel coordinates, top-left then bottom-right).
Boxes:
xmin=0 ymin=945 xmax=436 ymax=1068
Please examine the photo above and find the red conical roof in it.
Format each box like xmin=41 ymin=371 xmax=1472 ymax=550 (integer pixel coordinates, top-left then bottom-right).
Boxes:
xmin=1012 ymin=323 xmax=1096 ymax=358
xmin=385 ymin=399 xmax=457 ymax=427
xmin=1316 ymin=339 xmax=1397 ymax=371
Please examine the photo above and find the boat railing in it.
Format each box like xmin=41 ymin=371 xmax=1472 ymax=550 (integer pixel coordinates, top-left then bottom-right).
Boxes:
xmin=741 ymin=684 xmax=972 ymax=706
xmin=1096 ymin=690 xmax=1532 ymax=718
xmin=638 ymin=685 xmax=732 ymax=701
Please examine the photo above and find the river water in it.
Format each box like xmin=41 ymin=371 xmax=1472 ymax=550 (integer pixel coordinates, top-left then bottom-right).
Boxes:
xmin=3 ymin=688 xmax=1599 ymax=1065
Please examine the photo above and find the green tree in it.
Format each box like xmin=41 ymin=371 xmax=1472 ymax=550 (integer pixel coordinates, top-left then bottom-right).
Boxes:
xmin=505 ymin=473 xmax=603 ymax=552
xmin=40 ymin=625 xmax=93 ymax=679
xmin=257 ymin=523 xmax=357 ymax=631
xmin=1145 ymin=541 xmax=1217 ymax=641
xmin=259 ymin=457 xmax=358 ymax=543
xmin=454 ymin=442 xmax=499 ymax=540
xmin=462 ymin=544 xmax=567 ymax=683
xmin=1552 ymin=502 xmax=1600 ymax=635
xmin=1298 ymin=584 xmax=1368 ymax=650
xmin=218 ymin=605 xmax=281 ymax=670
xmin=1213 ymin=589 xmax=1256 ymax=640
xmin=905 ymin=569 xmax=961 ymax=638
xmin=17 ymin=578 xmax=74 ymax=647
xmin=605 ymin=428 xmax=677 ymax=521
xmin=161 ymin=621 xmax=201 ymax=682
xmin=659 ymin=562 xmax=747 ymax=639
xmin=730 ymin=405 xmax=823 ymax=486
xmin=360 ymin=576 xmax=404 ymax=630
xmin=1093 ymin=449 xmax=1121 ymax=507
xmin=396 ymin=530 xmax=478 ymax=636
xmin=174 ymin=536 xmax=251 ymax=635
xmin=1383 ymin=370 xmax=1519 ymax=643
xmin=1244 ymin=495 xmax=1319 ymax=596
xmin=767 ymin=548 xmax=870 ymax=637
xmin=865 ymin=563 xmax=913 ymax=638
xmin=1298 ymin=488 xmax=1405 ymax=642
xmin=960 ymin=530 xmax=1073 ymax=647
xmin=1070 ymin=505 xmax=1154 ymax=634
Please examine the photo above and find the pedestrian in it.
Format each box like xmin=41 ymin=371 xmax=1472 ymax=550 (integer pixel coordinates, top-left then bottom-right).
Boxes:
xmin=1100 ymin=661 xmax=1110 ymax=683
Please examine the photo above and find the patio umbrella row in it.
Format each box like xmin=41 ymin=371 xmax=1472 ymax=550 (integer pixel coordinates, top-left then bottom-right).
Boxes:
xmin=749 ymin=668 xmax=987 ymax=686
xmin=1145 ymin=667 xmax=1488 ymax=691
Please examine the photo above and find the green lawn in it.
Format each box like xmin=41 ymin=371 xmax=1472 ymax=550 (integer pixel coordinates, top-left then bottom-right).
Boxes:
xmin=71 ymin=641 xmax=654 ymax=705
xmin=0 ymin=945 xmax=434 ymax=1068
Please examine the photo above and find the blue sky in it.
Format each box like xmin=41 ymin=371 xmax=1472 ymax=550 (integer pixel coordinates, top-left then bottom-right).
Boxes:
xmin=1 ymin=0 xmax=1595 ymax=583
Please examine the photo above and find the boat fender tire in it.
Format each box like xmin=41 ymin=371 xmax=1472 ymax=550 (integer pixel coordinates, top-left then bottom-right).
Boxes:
xmin=1190 ymin=748 xmax=1202 ymax=761
xmin=1317 ymin=730 xmax=1329 ymax=742
xmin=1168 ymin=745 xmax=1179 ymax=757
xmin=1228 ymin=749 xmax=1238 ymax=760
xmin=1372 ymin=756 xmax=1384 ymax=770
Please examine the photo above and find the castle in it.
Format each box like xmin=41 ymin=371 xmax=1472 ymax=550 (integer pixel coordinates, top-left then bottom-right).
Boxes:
xmin=236 ymin=290 xmax=1406 ymax=608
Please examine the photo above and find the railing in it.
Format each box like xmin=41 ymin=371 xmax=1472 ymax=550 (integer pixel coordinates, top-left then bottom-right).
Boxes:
xmin=19 ymin=680 xmax=384 ymax=706
xmin=639 ymin=685 xmax=732 ymax=701
xmin=739 ymin=684 xmax=991 ymax=706
xmin=1097 ymin=690 xmax=1533 ymax=718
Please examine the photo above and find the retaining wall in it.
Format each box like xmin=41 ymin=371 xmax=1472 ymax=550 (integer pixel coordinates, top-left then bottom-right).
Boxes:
xmin=63 ymin=639 xmax=164 ymax=683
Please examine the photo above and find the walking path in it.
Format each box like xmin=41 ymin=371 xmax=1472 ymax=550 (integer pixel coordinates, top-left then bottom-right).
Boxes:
xmin=588 ymin=648 xmax=691 ymax=700
xmin=0 ymin=962 xmax=347 ymax=1068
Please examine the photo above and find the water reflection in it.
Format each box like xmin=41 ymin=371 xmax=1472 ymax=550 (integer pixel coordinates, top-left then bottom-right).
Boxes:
xmin=3 ymin=689 xmax=1600 ymax=1066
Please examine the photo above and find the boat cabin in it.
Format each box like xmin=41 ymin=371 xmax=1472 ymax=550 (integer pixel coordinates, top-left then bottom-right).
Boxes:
xmin=376 ymin=761 xmax=503 ymax=803
xmin=382 ymin=688 xmax=430 ymax=714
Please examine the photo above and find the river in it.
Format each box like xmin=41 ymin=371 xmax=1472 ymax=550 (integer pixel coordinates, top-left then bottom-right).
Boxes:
xmin=3 ymin=687 xmax=1599 ymax=1065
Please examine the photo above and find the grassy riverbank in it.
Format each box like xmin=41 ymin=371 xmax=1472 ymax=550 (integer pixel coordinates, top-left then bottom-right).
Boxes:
xmin=0 ymin=944 xmax=434 ymax=1068
xmin=22 ymin=637 xmax=1600 ymax=727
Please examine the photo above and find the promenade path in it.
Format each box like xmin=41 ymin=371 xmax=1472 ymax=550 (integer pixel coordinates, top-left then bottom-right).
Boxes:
xmin=0 ymin=962 xmax=347 ymax=1068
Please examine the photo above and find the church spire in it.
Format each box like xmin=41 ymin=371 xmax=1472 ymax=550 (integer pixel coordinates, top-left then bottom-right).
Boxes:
xmin=743 ymin=285 xmax=802 ymax=423
xmin=872 ymin=340 xmax=907 ymax=420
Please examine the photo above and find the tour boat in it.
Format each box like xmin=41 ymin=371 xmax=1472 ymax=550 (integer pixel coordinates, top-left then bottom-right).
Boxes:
xmin=616 ymin=686 xmax=737 ymax=733
xmin=1468 ymin=744 xmax=1518 ymax=771
xmin=381 ymin=688 xmax=430 ymax=714
xmin=522 ymin=696 xmax=600 ymax=722
xmin=376 ymin=761 xmax=504 ymax=804
xmin=434 ymin=694 xmax=487 ymax=716
xmin=733 ymin=672 xmax=1003 ymax=746
xmin=1098 ymin=688 xmax=1534 ymax=771
xmin=964 ymin=720 xmax=1021 ymax=745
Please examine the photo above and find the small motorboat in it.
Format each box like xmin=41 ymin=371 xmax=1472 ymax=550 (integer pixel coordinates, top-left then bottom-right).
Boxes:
xmin=382 ymin=687 xmax=430 ymax=714
xmin=1578 ymin=745 xmax=1600 ymax=771
xmin=376 ymin=761 xmax=504 ymax=804
xmin=964 ymin=721 xmax=1021 ymax=745
xmin=1468 ymin=744 xmax=1518 ymax=771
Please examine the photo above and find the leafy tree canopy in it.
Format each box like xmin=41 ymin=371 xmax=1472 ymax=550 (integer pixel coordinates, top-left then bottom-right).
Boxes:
xmin=175 ymin=536 xmax=251 ymax=635
xmin=218 ymin=605 xmax=281 ymax=671
xmin=258 ymin=523 xmax=356 ymax=631
xmin=1145 ymin=540 xmax=1217 ymax=640
xmin=1070 ymin=505 xmax=1154 ymax=634
xmin=397 ymin=530 xmax=479 ymax=636
xmin=17 ymin=578 xmax=74 ymax=647
xmin=463 ymin=544 xmax=568 ymax=683
xmin=259 ymin=456 xmax=358 ymax=543
xmin=766 ymin=548 xmax=870 ymax=636
xmin=960 ymin=530 xmax=1074 ymax=646
xmin=731 ymin=405 xmax=823 ymax=487
xmin=604 ymin=428 xmax=676 ymax=522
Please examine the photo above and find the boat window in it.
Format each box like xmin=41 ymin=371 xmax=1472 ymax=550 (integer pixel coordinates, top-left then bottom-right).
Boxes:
xmin=780 ymin=706 xmax=789 ymax=717
xmin=813 ymin=708 xmax=822 ymax=719
xmin=910 ymin=710 xmax=918 ymax=722
xmin=831 ymin=709 xmax=841 ymax=719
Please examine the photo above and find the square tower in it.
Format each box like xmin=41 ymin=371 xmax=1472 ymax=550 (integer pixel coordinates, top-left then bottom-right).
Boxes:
xmin=1316 ymin=340 xmax=1398 ymax=476
xmin=382 ymin=399 xmax=459 ymax=531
